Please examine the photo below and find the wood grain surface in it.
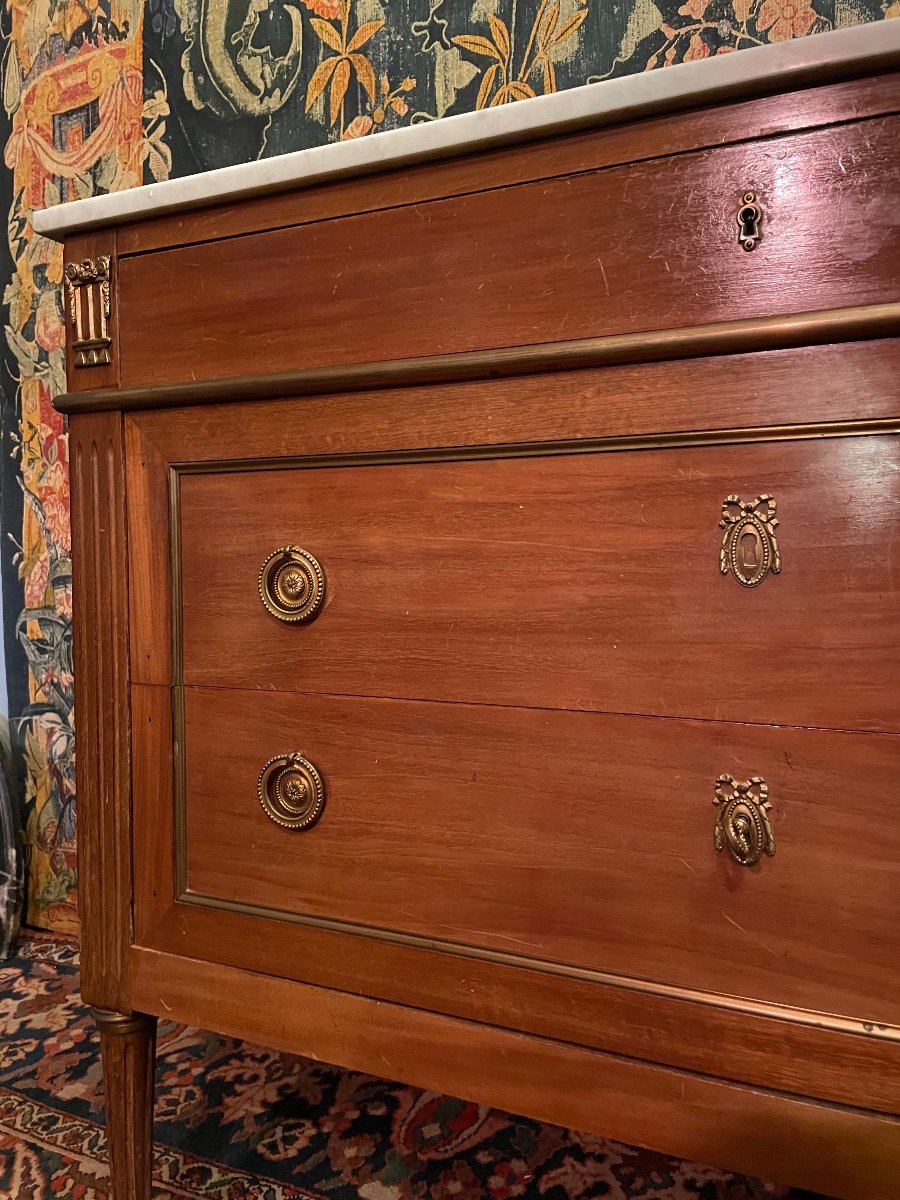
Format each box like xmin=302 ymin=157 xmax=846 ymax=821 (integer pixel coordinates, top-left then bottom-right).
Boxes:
xmin=132 ymin=686 xmax=900 ymax=1118
xmin=114 ymin=74 xmax=900 ymax=257
xmin=92 ymin=1010 xmax=156 ymax=1200
xmin=130 ymin=947 xmax=900 ymax=1200
xmin=69 ymin=413 xmax=133 ymax=1010
xmin=177 ymin=433 xmax=900 ymax=732
xmin=125 ymin=337 xmax=900 ymax=686
xmin=117 ymin=117 xmax=900 ymax=387
xmin=66 ymin=72 xmax=900 ymax=1200
xmin=182 ymin=685 xmax=900 ymax=1025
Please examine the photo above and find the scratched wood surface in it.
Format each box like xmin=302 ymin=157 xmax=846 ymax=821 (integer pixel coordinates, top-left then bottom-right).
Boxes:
xmin=117 ymin=117 xmax=900 ymax=387
xmin=114 ymin=74 xmax=900 ymax=258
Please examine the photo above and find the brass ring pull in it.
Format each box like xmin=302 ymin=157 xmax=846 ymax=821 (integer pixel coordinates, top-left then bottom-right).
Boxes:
xmin=258 ymin=752 xmax=326 ymax=830
xmin=737 ymin=191 xmax=763 ymax=251
xmin=258 ymin=546 xmax=325 ymax=623
xmin=714 ymin=775 xmax=775 ymax=867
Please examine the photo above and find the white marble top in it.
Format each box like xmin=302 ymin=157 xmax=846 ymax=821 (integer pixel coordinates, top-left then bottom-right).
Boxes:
xmin=32 ymin=22 xmax=900 ymax=239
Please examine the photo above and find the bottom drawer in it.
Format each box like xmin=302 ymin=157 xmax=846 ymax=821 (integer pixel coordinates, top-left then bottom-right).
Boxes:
xmin=179 ymin=687 xmax=900 ymax=1027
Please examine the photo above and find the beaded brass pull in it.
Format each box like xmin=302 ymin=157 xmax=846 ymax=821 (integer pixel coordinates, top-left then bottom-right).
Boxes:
xmin=714 ymin=775 xmax=775 ymax=867
xmin=258 ymin=752 xmax=326 ymax=830
xmin=258 ymin=546 xmax=325 ymax=623
xmin=737 ymin=191 xmax=763 ymax=251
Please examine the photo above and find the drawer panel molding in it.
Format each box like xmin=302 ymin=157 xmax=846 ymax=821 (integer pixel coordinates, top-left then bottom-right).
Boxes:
xmin=133 ymin=685 xmax=900 ymax=1116
xmin=175 ymin=881 xmax=900 ymax=1046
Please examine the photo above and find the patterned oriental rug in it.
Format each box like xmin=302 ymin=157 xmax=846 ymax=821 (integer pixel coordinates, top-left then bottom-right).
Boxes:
xmin=0 ymin=934 xmax=831 ymax=1200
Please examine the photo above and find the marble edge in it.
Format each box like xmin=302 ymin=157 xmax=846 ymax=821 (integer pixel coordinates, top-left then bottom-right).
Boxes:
xmin=32 ymin=22 xmax=900 ymax=239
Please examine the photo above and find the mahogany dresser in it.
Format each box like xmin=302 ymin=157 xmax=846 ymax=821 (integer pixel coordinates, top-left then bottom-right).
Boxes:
xmin=35 ymin=25 xmax=900 ymax=1200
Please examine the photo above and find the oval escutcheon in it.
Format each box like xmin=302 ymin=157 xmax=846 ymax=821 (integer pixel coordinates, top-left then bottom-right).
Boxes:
xmin=719 ymin=494 xmax=781 ymax=588
xmin=728 ymin=515 xmax=770 ymax=587
xmin=714 ymin=774 xmax=776 ymax=867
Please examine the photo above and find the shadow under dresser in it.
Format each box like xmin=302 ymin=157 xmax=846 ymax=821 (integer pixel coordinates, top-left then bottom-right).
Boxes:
xmin=33 ymin=24 xmax=900 ymax=1200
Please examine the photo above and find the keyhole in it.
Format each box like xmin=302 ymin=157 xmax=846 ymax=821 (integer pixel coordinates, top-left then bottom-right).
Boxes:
xmin=739 ymin=531 xmax=759 ymax=571
xmin=737 ymin=192 xmax=762 ymax=252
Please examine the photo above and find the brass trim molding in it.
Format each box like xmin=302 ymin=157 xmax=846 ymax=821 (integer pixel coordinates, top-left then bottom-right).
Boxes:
xmin=56 ymin=302 xmax=900 ymax=414
xmin=164 ymin=416 xmax=900 ymax=1048
xmin=172 ymin=683 xmax=187 ymax=897
xmin=169 ymin=417 xmax=900 ymax=478
xmin=173 ymin=885 xmax=900 ymax=1044
xmin=91 ymin=1007 xmax=156 ymax=1035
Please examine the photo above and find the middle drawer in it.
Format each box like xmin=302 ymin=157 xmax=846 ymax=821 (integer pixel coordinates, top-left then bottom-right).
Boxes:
xmin=177 ymin=433 xmax=900 ymax=732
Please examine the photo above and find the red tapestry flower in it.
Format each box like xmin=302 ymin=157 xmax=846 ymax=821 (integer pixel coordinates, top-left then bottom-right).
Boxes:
xmin=757 ymin=0 xmax=817 ymax=40
xmin=299 ymin=0 xmax=345 ymax=17
xmin=684 ymin=32 xmax=710 ymax=59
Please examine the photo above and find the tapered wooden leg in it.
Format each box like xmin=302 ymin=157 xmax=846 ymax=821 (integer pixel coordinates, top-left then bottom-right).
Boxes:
xmin=93 ymin=1008 xmax=156 ymax=1200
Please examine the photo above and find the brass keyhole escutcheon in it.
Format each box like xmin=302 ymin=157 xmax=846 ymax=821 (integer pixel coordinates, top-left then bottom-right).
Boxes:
xmin=259 ymin=546 xmax=325 ymax=623
xmin=737 ymin=191 xmax=763 ymax=251
xmin=714 ymin=774 xmax=775 ymax=867
xmin=258 ymin=752 xmax=326 ymax=830
xmin=719 ymin=495 xmax=781 ymax=587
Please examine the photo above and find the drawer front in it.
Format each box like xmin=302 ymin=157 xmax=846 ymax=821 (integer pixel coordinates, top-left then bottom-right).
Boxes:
xmin=182 ymin=686 xmax=900 ymax=1025
xmin=118 ymin=117 xmax=900 ymax=387
xmin=178 ymin=434 xmax=900 ymax=732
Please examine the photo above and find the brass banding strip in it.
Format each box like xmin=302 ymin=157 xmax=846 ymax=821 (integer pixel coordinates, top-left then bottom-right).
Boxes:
xmin=168 ymin=417 xmax=900 ymax=477
xmin=58 ymin=302 xmax=900 ymax=414
xmin=175 ymin=884 xmax=900 ymax=1044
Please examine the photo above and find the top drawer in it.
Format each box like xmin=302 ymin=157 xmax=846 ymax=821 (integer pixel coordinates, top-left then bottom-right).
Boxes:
xmin=117 ymin=117 xmax=900 ymax=388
